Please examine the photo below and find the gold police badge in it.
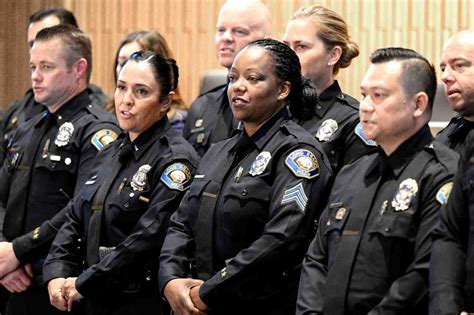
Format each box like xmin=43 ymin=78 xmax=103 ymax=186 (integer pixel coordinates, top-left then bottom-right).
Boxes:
xmin=316 ymin=119 xmax=338 ymax=142
xmin=391 ymin=178 xmax=418 ymax=211
xmin=55 ymin=122 xmax=74 ymax=147
xmin=131 ymin=164 xmax=152 ymax=191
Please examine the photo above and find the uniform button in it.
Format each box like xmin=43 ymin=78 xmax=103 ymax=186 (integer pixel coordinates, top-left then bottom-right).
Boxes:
xmin=145 ymin=275 xmax=151 ymax=281
xmin=124 ymin=202 xmax=130 ymax=208
xmin=51 ymin=163 xmax=56 ymax=169
xmin=385 ymin=227 xmax=391 ymax=233
xmin=316 ymin=105 xmax=322 ymax=109
xmin=241 ymin=189 xmax=248 ymax=196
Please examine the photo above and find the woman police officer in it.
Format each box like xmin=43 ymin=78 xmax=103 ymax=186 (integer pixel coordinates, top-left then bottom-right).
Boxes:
xmin=43 ymin=51 xmax=199 ymax=314
xmin=159 ymin=39 xmax=332 ymax=315
xmin=283 ymin=5 xmax=377 ymax=173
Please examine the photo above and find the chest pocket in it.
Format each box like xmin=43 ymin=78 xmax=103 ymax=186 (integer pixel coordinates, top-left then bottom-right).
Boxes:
xmin=32 ymin=149 xmax=80 ymax=203
xmin=323 ymin=206 xmax=351 ymax=265
xmin=222 ymin=176 xmax=271 ymax=206
xmin=368 ymin=206 xmax=416 ymax=240
xmin=108 ymin=179 xmax=151 ymax=214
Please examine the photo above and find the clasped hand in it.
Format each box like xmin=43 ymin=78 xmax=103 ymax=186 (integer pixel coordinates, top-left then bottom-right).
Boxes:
xmin=164 ymin=278 xmax=208 ymax=315
xmin=47 ymin=277 xmax=83 ymax=312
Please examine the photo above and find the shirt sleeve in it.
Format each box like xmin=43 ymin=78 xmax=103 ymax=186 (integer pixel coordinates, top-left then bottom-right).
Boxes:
xmin=429 ymin=144 xmax=472 ymax=314
xmin=295 ymin=207 xmax=329 ymax=315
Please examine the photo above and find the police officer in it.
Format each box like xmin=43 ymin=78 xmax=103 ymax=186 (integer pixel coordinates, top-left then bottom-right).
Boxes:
xmin=430 ymin=133 xmax=474 ymax=313
xmin=436 ymin=30 xmax=474 ymax=154
xmin=0 ymin=7 xmax=109 ymax=166
xmin=43 ymin=51 xmax=199 ymax=315
xmin=160 ymin=39 xmax=332 ymax=315
xmin=283 ymin=5 xmax=377 ymax=173
xmin=296 ymin=48 xmax=458 ymax=314
xmin=183 ymin=0 xmax=271 ymax=157
xmin=0 ymin=25 xmax=120 ymax=315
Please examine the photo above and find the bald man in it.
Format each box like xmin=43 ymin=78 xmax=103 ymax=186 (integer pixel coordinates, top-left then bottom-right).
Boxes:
xmin=436 ymin=30 xmax=474 ymax=154
xmin=430 ymin=29 xmax=474 ymax=315
xmin=183 ymin=0 xmax=271 ymax=157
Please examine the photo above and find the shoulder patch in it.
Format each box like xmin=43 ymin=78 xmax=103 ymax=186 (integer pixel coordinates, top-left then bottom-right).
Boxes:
xmin=160 ymin=162 xmax=193 ymax=191
xmin=285 ymin=149 xmax=320 ymax=179
xmin=91 ymin=129 xmax=118 ymax=151
xmin=436 ymin=182 xmax=453 ymax=205
xmin=354 ymin=122 xmax=378 ymax=146
xmin=281 ymin=182 xmax=308 ymax=213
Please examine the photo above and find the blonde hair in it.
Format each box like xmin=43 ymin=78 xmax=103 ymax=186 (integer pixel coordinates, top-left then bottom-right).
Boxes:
xmin=292 ymin=5 xmax=359 ymax=75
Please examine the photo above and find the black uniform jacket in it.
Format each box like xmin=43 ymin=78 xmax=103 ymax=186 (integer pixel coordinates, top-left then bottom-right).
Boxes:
xmin=298 ymin=81 xmax=377 ymax=173
xmin=42 ymin=118 xmax=199 ymax=300
xmin=0 ymin=90 xmax=120 ymax=263
xmin=0 ymin=85 xmax=110 ymax=166
xmin=296 ymin=125 xmax=458 ymax=315
xmin=183 ymin=84 xmax=237 ymax=157
xmin=430 ymin=132 xmax=474 ymax=314
xmin=160 ymin=108 xmax=332 ymax=314
xmin=436 ymin=115 xmax=474 ymax=155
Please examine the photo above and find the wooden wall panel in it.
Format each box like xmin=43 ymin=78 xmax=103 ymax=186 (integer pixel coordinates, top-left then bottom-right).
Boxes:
xmin=1 ymin=0 xmax=474 ymax=110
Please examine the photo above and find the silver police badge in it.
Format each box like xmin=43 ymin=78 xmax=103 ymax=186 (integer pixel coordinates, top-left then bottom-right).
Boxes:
xmin=55 ymin=122 xmax=74 ymax=147
xmin=391 ymin=178 xmax=418 ymax=211
xmin=316 ymin=119 xmax=338 ymax=142
xmin=131 ymin=164 xmax=152 ymax=191
xmin=249 ymin=151 xmax=271 ymax=176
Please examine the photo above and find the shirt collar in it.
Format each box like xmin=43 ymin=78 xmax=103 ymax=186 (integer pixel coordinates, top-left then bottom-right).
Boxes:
xmin=51 ymin=89 xmax=91 ymax=125
xmin=121 ymin=116 xmax=170 ymax=161
xmin=315 ymin=81 xmax=342 ymax=117
xmin=230 ymin=106 xmax=290 ymax=152
xmin=368 ymin=124 xmax=433 ymax=177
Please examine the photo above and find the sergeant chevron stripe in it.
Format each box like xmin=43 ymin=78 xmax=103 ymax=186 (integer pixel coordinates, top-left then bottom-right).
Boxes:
xmin=281 ymin=182 xmax=308 ymax=213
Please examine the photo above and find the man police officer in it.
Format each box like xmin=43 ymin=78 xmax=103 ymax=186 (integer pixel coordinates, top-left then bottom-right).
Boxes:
xmin=0 ymin=25 xmax=119 ymax=315
xmin=296 ymin=48 xmax=458 ymax=314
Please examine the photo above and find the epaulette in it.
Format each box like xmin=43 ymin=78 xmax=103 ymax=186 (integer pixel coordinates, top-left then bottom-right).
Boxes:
xmin=426 ymin=140 xmax=460 ymax=170
xmin=196 ymin=83 xmax=227 ymax=98
xmin=336 ymin=93 xmax=359 ymax=111
xmin=281 ymin=121 xmax=318 ymax=146
xmin=85 ymin=103 xmax=117 ymax=122
xmin=164 ymin=132 xmax=200 ymax=167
